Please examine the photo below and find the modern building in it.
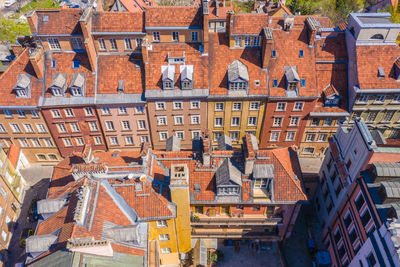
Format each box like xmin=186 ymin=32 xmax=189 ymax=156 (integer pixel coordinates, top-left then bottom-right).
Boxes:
xmin=345 ymin=13 xmax=400 ymax=140
xmin=314 ymin=118 xmax=400 ymax=267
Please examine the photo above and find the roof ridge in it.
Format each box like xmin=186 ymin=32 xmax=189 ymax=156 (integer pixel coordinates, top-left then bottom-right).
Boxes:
xmin=0 ymin=48 xmax=29 ymax=83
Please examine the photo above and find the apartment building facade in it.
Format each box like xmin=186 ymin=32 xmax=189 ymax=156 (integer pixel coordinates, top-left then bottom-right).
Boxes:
xmin=346 ymin=13 xmax=400 ymax=140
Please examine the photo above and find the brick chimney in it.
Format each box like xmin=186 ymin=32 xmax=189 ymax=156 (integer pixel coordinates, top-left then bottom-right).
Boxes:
xmin=26 ymin=11 xmax=38 ymax=34
xmin=261 ymin=27 xmax=274 ymax=69
xmin=244 ymin=133 xmax=257 ymax=175
xmin=226 ymin=10 xmax=234 ymax=38
xmin=29 ymin=46 xmax=44 ymax=79
xmin=142 ymin=37 xmax=150 ymax=64
xmin=202 ymin=130 xmax=211 ymax=167
xmin=305 ymin=17 xmax=319 ymax=46
xmin=79 ymin=6 xmax=97 ymax=71
xmin=202 ymin=0 xmax=209 ymax=55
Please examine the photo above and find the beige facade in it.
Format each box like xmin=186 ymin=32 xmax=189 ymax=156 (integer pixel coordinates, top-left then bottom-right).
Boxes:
xmin=92 ymin=35 xmax=145 ymax=53
xmin=146 ymin=30 xmax=203 ymax=44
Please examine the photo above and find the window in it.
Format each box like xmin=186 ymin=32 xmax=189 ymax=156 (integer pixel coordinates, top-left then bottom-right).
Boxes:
xmin=89 ymin=121 xmax=98 ymax=131
xmin=229 ymin=81 xmax=247 ymax=90
xmin=215 ymin=118 xmax=223 ymax=127
xmin=273 ymin=79 xmax=278 ymax=87
xmin=190 ymin=101 xmax=200 ymax=109
xmin=191 ymin=31 xmax=198 ymax=42
xmin=98 ymin=38 xmax=106 ymax=50
xmin=85 ymin=108 xmax=93 ymax=116
xmin=43 ymin=138 xmax=54 ymax=147
xmin=52 ymin=110 xmax=61 ymax=118
xmin=124 ymin=38 xmax=132 ymax=50
xmin=70 ymin=37 xmax=83 ymax=50
xmin=191 ymin=115 xmax=200 ymax=125
xmin=10 ymin=123 xmax=21 ymax=133
xmin=355 ymin=194 xmax=365 ymax=211
xmin=157 ymin=116 xmax=167 ymax=125
xmin=31 ymin=110 xmax=39 ymax=118
xmin=70 ymin=87 xmax=81 ymax=96
xmin=106 ymin=121 xmax=115 ymax=130
xmin=36 ymin=124 xmax=47 ymax=133
xmin=393 ymin=95 xmax=400 ymax=103
xmin=0 ymin=124 xmax=5 ymax=133
xmin=161 ymin=248 xmax=171 ymax=254
xmin=301 ymin=79 xmax=306 ymax=87
xmin=141 ymin=136 xmax=149 ymax=143
xmin=164 ymin=81 xmax=173 ymax=89
xmin=230 ymin=131 xmax=239 ymax=141
xmin=135 ymin=38 xmax=142 ymax=48
xmin=138 ymin=120 xmax=146 ymax=130
xmin=94 ymin=136 xmax=102 ymax=145
xmin=159 ymin=234 xmax=170 ymax=241
xmin=286 ymin=132 xmax=295 ymax=141
xmin=17 ymin=109 xmax=25 ymax=117
xmin=215 ymin=103 xmax=224 ymax=111
xmin=270 ymin=132 xmax=279 ymax=141
xmin=75 ymin=137 xmax=84 ymax=146
xmin=119 ymin=107 xmax=127 ymax=114
xmin=192 ymin=130 xmax=201 ymax=139
xmin=153 ymin=32 xmax=160 ymax=42
xmin=349 ymin=227 xmax=358 ymax=244
xmin=48 ymin=38 xmax=61 ymax=50
xmin=176 ymin=131 xmax=184 ymax=139
xmin=122 ymin=121 xmax=130 ymax=130
xmin=17 ymin=138 xmax=29 ymax=147
xmin=244 ymin=36 xmax=251 ymax=46
xmin=318 ymin=134 xmax=327 ymax=142
xmin=250 ymin=102 xmax=259 ymax=110
xmin=294 ymin=102 xmax=303 ymax=111
xmin=172 ymin=32 xmax=179 ymax=42
xmin=48 ymin=154 xmax=58 ymax=160
xmin=30 ymin=138 xmax=41 ymax=147
xmin=234 ymin=36 xmax=242 ymax=47
xmin=102 ymin=107 xmax=111 ymax=115
xmin=276 ymin=102 xmax=286 ymax=111
xmin=358 ymin=95 xmax=369 ymax=103
xmin=69 ymin=123 xmax=79 ymax=132
xmin=334 ymin=228 xmax=342 ymax=243
xmin=253 ymin=36 xmax=260 ymax=46
xmin=367 ymin=252 xmax=377 ymax=267
xmin=23 ymin=123 xmax=34 ymax=133
xmin=4 ymin=109 xmax=12 ymax=117
xmin=344 ymin=212 xmax=353 ymax=228
xmin=361 ymin=209 xmax=372 ymax=227
xmin=110 ymin=38 xmax=117 ymax=50
xmin=65 ymin=109 xmax=74 ymax=117
xmin=273 ymin=117 xmax=282 ymax=127
xmin=156 ymin=102 xmax=166 ymax=110
xmin=375 ymin=95 xmax=385 ymax=103
xmin=232 ymin=102 xmax=241 ymax=111
xmin=57 ymin=123 xmax=67 ymax=133
xmin=173 ymin=102 xmax=183 ymax=110
xmin=383 ymin=111 xmax=394 ymax=122
xmin=231 ymin=117 xmax=240 ymax=126
xmin=157 ymin=220 xmax=167 ymax=227
xmin=1 ymin=231 xmax=7 ymax=241
xmin=289 ymin=116 xmax=299 ymax=126
xmin=311 ymin=118 xmax=320 ymax=126
xmin=63 ymin=138 xmax=72 ymax=147
xmin=125 ymin=136 xmax=134 ymax=145
xmin=272 ymin=50 xmax=276 ymax=58
xmin=323 ymin=118 xmax=332 ymax=126
xmin=367 ymin=111 xmax=378 ymax=122
xmin=299 ymin=50 xmax=304 ymax=58
xmin=305 ymin=134 xmax=315 ymax=142
xmin=248 ymin=117 xmax=257 ymax=126
xmin=72 ymin=60 xmax=80 ymax=69
xmin=214 ymin=132 xmax=223 ymax=141
xmin=110 ymin=137 xmax=118 ymax=145
xmin=51 ymin=59 xmax=56 ymax=68
xmin=174 ymin=116 xmax=184 ymax=125
xmin=159 ymin=132 xmax=168 ymax=141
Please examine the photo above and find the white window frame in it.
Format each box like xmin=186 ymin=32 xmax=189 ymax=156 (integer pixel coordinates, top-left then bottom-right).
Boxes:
xmin=57 ymin=123 xmax=67 ymax=133
xmin=375 ymin=95 xmax=386 ymax=103
xmin=153 ymin=32 xmax=160 ymax=42
xmin=232 ymin=102 xmax=242 ymax=111
xmin=293 ymin=102 xmax=304 ymax=111
xmin=161 ymin=248 xmax=171 ymax=254
xmin=138 ymin=120 xmax=146 ymax=130
xmin=234 ymin=36 xmax=242 ymax=47
xmin=174 ymin=115 xmax=184 ymax=125
xmin=172 ymin=31 xmax=179 ymax=42
xmin=110 ymin=38 xmax=117 ymax=50
xmin=173 ymin=102 xmax=183 ymax=110
xmin=31 ymin=110 xmax=39 ymax=118
xmin=286 ymin=131 xmax=295 ymax=141
xmin=244 ymin=36 xmax=251 ymax=47
xmin=250 ymin=102 xmax=260 ymax=110
xmin=110 ymin=136 xmax=119 ymax=145
xmin=157 ymin=116 xmax=167 ymax=126
xmin=121 ymin=120 xmax=131 ymax=130
xmin=276 ymin=102 xmax=286 ymax=111
xmin=230 ymin=131 xmax=239 ymax=141
xmin=85 ymin=108 xmax=94 ymax=116
xmin=65 ymin=108 xmax=74 ymax=117
xmin=105 ymin=121 xmax=115 ymax=131
xmin=23 ymin=123 xmax=34 ymax=133
xmin=157 ymin=220 xmax=168 ymax=227
xmin=190 ymin=101 xmax=200 ymax=109
xmin=124 ymin=38 xmax=132 ymax=50
xmin=248 ymin=117 xmax=257 ymax=126
xmin=191 ymin=115 xmax=200 ymax=125
xmin=36 ymin=123 xmax=47 ymax=133
xmin=176 ymin=131 xmax=184 ymax=140
xmin=63 ymin=138 xmax=72 ymax=147
xmin=159 ymin=131 xmax=168 ymax=141
xmin=273 ymin=117 xmax=282 ymax=127
xmin=70 ymin=123 xmax=80 ymax=132
xmin=89 ymin=121 xmax=98 ymax=131
xmin=71 ymin=37 xmax=84 ymax=50
xmin=289 ymin=116 xmax=300 ymax=126
xmin=231 ymin=117 xmax=240 ymax=127
xmin=52 ymin=110 xmax=61 ymax=118
xmin=98 ymin=38 xmax=106 ymax=50
xmin=10 ymin=123 xmax=22 ymax=133
xmin=17 ymin=109 xmax=25 ymax=117
xmin=358 ymin=95 xmax=369 ymax=103
xmin=125 ymin=136 xmax=134 ymax=145
xmin=94 ymin=136 xmax=102 ymax=145
xmin=0 ymin=124 xmax=6 ymax=133
xmin=215 ymin=103 xmax=224 ymax=111
xmin=318 ymin=134 xmax=328 ymax=142
xmin=75 ymin=137 xmax=85 ymax=146
xmin=156 ymin=102 xmax=166 ymax=110
xmin=192 ymin=130 xmax=201 ymax=139
xmin=270 ymin=132 xmax=280 ymax=142
xmin=48 ymin=38 xmax=61 ymax=50
xmin=215 ymin=118 xmax=223 ymax=127
xmin=191 ymin=31 xmax=198 ymax=42
xmin=305 ymin=133 xmax=316 ymax=142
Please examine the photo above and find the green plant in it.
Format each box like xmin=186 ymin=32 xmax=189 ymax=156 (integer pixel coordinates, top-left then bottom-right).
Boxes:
xmin=389 ymin=0 xmax=400 ymax=23
xmin=211 ymin=252 xmax=218 ymax=263
xmin=0 ymin=18 xmax=31 ymax=43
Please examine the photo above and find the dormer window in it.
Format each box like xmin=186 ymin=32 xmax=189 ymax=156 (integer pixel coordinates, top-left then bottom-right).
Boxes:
xmin=284 ymin=66 xmax=300 ymax=96
xmin=180 ymin=65 xmax=193 ymax=90
xmin=71 ymin=87 xmax=82 ymax=96
xmin=13 ymin=74 xmax=31 ymax=98
xmin=378 ymin=67 xmax=385 ymax=78
xmin=215 ymin=159 xmax=242 ymax=198
xmin=227 ymin=60 xmax=249 ymax=92
xmin=323 ymin=84 xmax=341 ymax=107
xmin=162 ymin=65 xmax=175 ymax=90
xmin=167 ymin=52 xmax=185 ymax=64
xmin=49 ymin=73 xmax=67 ymax=97
xmin=69 ymin=73 xmax=85 ymax=96
xmin=118 ymin=80 xmax=124 ymax=93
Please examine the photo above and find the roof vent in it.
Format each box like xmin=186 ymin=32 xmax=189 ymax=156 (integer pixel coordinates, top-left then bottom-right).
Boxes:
xmin=194 ymin=183 xmax=201 ymax=193
xmin=378 ymin=67 xmax=385 ymax=78
xmin=117 ymin=80 xmax=124 ymax=93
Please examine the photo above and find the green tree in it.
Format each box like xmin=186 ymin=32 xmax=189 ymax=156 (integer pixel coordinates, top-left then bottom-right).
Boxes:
xmin=0 ymin=18 xmax=31 ymax=43
xmin=390 ymin=0 xmax=400 ymax=23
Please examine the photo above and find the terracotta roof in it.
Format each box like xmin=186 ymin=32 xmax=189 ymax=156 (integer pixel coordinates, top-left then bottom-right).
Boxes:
xmin=97 ymin=54 xmax=144 ymax=94
xmin=356 ymin=44 xmax=400 ymax=90
xmin=7 ymin=144 xmax=20 ymax=168
xmin=118 ymin=0 xmax=145 ymax=12
xmin=231 ymin=13 xmax=269 ymax=35
xmin=91 ymin=12 xmax=144 ymax=32
xmin=34 ymin=9 xmax=83 ymax=35
xmin=145 ymin=6 xmax=203 ymax=28
xmin=145 ymin=43 xmax=208 ymax=90
xmin=0 ymin=48 xmax=43 ymax=106
xmin=208 ymin=2 xmax=232 ymax=20
xmin=315 ymin=32 xmax=348 ymax=62
xmin=208 ymin=33 xmax=267 ymax=95
xmin=44 ymin=52 xmax=96 ymax=98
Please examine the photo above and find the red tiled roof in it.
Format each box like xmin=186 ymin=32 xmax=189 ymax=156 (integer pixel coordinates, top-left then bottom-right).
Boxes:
xmin=7 ymin=144 xmax=20 ymax=168
xmin=44 ymin=52 xmax=96 ymax=98
xmin=0 ymin=48 xmax=43 ymax=106
xmin=231 ymin=13 xmax=269 ymax=35
xmin=208 ymin=2 xmax=232 ymax=20
xmin=34 ymin=9 xmax=83 ymax=35
xmin=97 ymin=54 xmax=144 ymax=94
xmin=145 ymin=6 xmax=203 ymax=27
xmin=91 ymin=12 xmax=144 ymax=32
xmin=145 ymin=43 xmax=208 ymax=90
xmin=118 ymin=0 xmax=144 ymax=12
xmin=356 ymin=44 xmax=400 ymax=90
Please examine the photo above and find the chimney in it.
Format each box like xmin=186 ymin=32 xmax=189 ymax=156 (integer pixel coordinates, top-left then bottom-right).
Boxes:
xmin=202 ymin=130 xmax=211 ymax=167
xmin=226 ymin=10 xmax=234 ymax=37
xmin=244 ymin=133 xmax=257 ymax=175
xmin=305 ymin=17 xmax=319 ymax=46
xmin=142 ymin=37 xmax=150 ymax=64
xmin=26 ymin=11 xmax=38 ymax=34
xmin=262 ymin=27 xmax=273 ymax=69
xmin=79 ymin=5 xmax=97 ymax=71
xmin=216 ymin=1 xmax=219 ymax=17
xmin=202 ymin=0 xmax=209 ymax=54
xmin=29 ymin=46 xmax=44 ymax=79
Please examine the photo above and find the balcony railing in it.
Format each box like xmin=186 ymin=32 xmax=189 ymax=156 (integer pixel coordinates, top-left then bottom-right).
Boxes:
xmin=191 ymin=213 xmax=282 ymax=225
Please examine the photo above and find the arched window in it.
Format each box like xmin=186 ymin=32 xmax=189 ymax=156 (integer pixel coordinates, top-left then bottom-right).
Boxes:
xmin=370 ymin=34 xmax=384 ymax=40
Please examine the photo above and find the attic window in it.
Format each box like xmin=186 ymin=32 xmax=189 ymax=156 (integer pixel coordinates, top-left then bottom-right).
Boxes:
xmin=162 ymin=65 xmax=175 ymax=90
xmin=180 ymin=65 xmax=193 ymax=90
xmin=13 ymin=74 xmax=31 ymax=98
xmin=227 ymin=60 xmax=249 ymax=91
xmin=70 ymin=73 xmax=85 ymax=96
xmin=299 ymin=50 xmax=304 ymax=58
xmin=370 ymin=34 xmax=384 ymax=40
xmin=284 ymin=66 xmax=300 ymax=96
xmin=272 ymin=50 xmax=276 ymax=58
xmin=42 ymin=15 xmax=49 ymax=22
xmin=118 ymin=80 xmax=124 ymax=93
xmin=378 ymin=67 xmax=385 ymax=78
xmin=50 ymin=74 xmax=66 ymax=96
xmin=72 ymin=60 xmax=80 ymax=69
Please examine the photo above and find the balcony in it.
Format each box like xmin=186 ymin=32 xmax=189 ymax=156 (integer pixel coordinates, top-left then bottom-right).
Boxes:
xmin=191 ymin=228 xmax=280 ymax=240
xmin=190 ymin=213 xmax=282 ymax=226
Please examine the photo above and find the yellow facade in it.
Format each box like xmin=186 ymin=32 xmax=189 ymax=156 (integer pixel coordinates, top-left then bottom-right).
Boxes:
xmin=207 ymin=99 xmax=266 ymax=147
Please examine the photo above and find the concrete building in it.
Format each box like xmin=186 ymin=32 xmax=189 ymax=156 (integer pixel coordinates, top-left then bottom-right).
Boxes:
xmin=345 ymin=13 xmax=400 ymax=139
